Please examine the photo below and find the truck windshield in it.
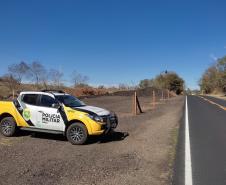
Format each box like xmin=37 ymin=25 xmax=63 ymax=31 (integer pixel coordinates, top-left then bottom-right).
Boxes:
xmin=55 ymin=95 xmax=85 ymax=107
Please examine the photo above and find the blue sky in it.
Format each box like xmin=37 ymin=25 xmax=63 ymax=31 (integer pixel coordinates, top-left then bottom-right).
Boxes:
xmin=0 ymin=0 xmax=226 ymax=89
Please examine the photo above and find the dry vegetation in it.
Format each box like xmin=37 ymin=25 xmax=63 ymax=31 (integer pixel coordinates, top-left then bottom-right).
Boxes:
xmin=0 ymin=61 xmax=114 ymax=99
xmin=0 ymin=82 xmax=109 ymax=100
xmin=199 ymin=55 xmax=226 ymax=94
xmin=0 ymin=61 xmax=183 ymax=100
xmin=139 ymin=71 xmax=184 ymax=95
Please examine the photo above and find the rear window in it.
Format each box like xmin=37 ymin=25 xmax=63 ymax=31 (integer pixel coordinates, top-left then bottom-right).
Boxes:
xmin=22 ymin=94 xmax=38 ymax=105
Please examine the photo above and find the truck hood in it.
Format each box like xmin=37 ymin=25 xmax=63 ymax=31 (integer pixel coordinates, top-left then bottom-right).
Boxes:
xmin=74 ymin=105 xmax=110 ymax=116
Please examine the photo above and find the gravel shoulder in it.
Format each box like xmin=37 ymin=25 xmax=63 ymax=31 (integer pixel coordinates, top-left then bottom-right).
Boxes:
xmin=0 ymin=96 xmax=184 ymax=185
xmin=205 ymin=94 xmax=226 ymax=101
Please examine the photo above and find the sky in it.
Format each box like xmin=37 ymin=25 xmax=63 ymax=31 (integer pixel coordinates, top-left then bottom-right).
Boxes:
xmin=0 ymin=0 xmax=226 ymax=89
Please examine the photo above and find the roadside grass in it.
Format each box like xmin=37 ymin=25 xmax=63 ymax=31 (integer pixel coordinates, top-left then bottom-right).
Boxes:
xmin=168 ymin=125 xmax=179 ymax=184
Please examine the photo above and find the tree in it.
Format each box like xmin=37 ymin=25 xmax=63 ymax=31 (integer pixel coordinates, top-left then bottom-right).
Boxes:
xmin=1 ymin=74 xmax=19 ymax=94
xmin=49 ymin=69 xmax=64 ymax=88
xmin=139 ymin=71 xmax=184 ymax=94
xmin=28 ymin=61 xmax=47 ymax=89
xmin=199 ymin=56 xmax=226 ymax=94
xmin=163 ymin=72 xmax=184 ymax=94
xmin=199 ymin=65 xmax=219 ymax=93
xmin=118 ymin=83 xmax=129 ymax=90
xmin=8 ymin=61 xmax=29 ymax=85
xmin=71 ymin=70 xmax=89 ymax=87
xmin=139 ymin=79 xmax=154 ymax=88
xmin=153 ymin=74 xmax=166 ymax=89
xmin=216 ymin=56 xmax=226 ymax=92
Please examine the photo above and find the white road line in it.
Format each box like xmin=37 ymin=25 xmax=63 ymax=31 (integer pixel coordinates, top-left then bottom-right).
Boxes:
xmin=185 ymin=96 xmax=193 ymax=185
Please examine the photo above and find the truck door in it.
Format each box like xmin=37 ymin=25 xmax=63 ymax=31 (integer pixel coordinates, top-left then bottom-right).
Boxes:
xmin=20 ymin=94 xmax=39 ymax=127
xmin=36 ymin=95 xmax=65 ymax=131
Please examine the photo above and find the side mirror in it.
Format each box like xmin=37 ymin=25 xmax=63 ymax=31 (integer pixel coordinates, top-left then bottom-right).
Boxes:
xmin=52 ymin=103 xmax=61 ymax=109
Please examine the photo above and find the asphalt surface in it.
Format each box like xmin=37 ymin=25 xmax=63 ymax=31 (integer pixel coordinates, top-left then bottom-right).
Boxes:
xmin=201 ymin=95 xmax=226 ymax=107
xmin=174 ymin=95 xmax=226 ymax=185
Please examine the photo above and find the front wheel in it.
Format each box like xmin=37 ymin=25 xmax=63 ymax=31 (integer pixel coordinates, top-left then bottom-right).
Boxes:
xmin=0 ymin=117 xmax=17 ymax=137
xmin=66 ymin=123 xmax=88 ymax=145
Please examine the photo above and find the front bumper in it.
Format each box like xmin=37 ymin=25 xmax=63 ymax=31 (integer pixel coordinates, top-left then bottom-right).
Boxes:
xmin=101 ymin=114 xmax=118 ymax=134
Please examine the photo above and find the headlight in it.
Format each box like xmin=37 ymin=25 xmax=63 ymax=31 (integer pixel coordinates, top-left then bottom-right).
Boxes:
xmin=87 ymin=114 xmax=103 ymax=123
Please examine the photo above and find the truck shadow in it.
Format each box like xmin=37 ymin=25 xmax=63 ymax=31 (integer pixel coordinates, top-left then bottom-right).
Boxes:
xmin=17 ymin=130 xmax=67 ymax=142
xmin=16 ymin=130 xmax=129 ymax=144
xmin=87 ymin=131 xmax=129 ymax=144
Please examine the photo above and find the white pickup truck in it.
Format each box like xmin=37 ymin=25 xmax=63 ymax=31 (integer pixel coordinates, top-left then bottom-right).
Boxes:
xmin=0 ymin=90 xmax=118 ymax=145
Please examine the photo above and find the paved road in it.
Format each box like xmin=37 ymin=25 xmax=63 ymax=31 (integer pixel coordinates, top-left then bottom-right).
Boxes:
xmin=174 ymin=95 xmax=226 ymax=185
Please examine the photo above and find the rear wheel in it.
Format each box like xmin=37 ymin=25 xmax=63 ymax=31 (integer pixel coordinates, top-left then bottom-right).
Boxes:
xmin=66 ymin=123 xmax=88 ymax=145
xmin=0 ymin=117 xmax=17 ymax=137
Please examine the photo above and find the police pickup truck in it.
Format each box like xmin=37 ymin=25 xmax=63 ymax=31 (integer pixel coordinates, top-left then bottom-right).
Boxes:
xmin=0 ymin=90 xmax=118 ymax=145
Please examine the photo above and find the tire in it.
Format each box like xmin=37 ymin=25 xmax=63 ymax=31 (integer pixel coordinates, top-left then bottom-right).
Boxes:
xmin=0 ymin=117 xmax=17 ymax=137
xmin=66 ymin=123 xmax=88 ymax=145
xmin=103 ymin=128 xmax=113 ymax=135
